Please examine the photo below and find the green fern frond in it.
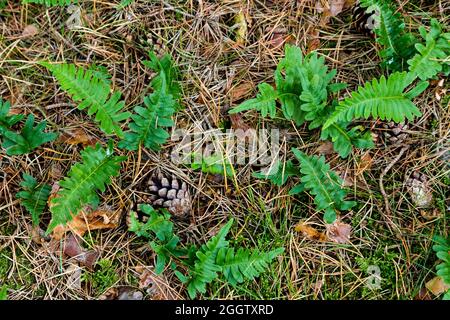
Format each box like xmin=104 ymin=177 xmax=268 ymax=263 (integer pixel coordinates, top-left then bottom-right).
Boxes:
xmin=2 ymin=114 xmax=57 ymax=155
xmin=128 ymin=204 xmax=173 ymax=241
xmin=118 ymin=76 xmax=175 ymax=151
xmin=16 ymin=173 xmax=51 ymax=226
xmin=186 ymin=219 xmax=233 ymax=298
xmin=290 ymin=149 xmax=355 ymax=223
xmin=229 ymin=83 xmax=278 ymax=118
xmin=408 ymin=19 xmax=450 ymax=80
xmin=323 ymin=72 xmax=428 ymax=129
xmin=0 ymin=99 xmax=23 ymax=135
xmin=47 ymin=142 xmax=126 ymax=233
xmin=191 ymin=153 xmax=235 ymax=178
xmin=22 ymin=0 xmax=76 ymax=5
xmin=433 ymin=235 xmax=450 ymax=300
xmin=216 ymin=247 xmax=284 ymax=286
xmin=360 ymin=0 xmax=417 ymax=71
xmin=41 ymin=62 xmax=131 ymax=137
xmin=119 ymin=53 xmax=181 ymax=151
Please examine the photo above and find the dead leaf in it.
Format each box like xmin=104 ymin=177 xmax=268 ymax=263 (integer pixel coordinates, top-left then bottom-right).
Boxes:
xmin=137 ymin=266 xmax=181 ymax=300
xmin=295 ymin=222 xmax=327 ymax=241
xmin=57 ymin=128 xmax=97 ymax=147
xmin=316 ymin=0 xmax=355 ymax=24
xmin=266 ymin=27 xmax=290 ymax=49
xmin=63 ymin=233 xmax=99 ymax=268
xmin=21 ymin=25 xmax=39 ymax=38
xmin=99 ymin=287 xmax=143 ymax=300
xmin=52 ymin=206 xmax=120 ymax=240
xmin=316 ymin=141 xmax=335 ymax=155
xmin=326 ymin=220 xmax=351 ymax=244
xmin=99 ymin=287 xmax=118 ymax=300
xmin=426 ymin=276 xmax=450 ymax=296
xmin=356 ymin=152 xmax=373 ymax=176
xmin=229 ymin=81 xmax=254 ymax=103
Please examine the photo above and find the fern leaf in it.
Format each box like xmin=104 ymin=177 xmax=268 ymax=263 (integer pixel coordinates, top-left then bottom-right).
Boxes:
xmin=41 ymin=62 xmax=131 ymax=137
xmin=0 ymin=99 xmax=23 ymax=135
xmin=47 ymin=142 xmax=126 ymax=233
xmin=360 ymin=0 xmax=417 ymax=71
xmin=323 ymin=72 xmax=428 ymax=129
xmin=22 ymin=0 xmax=76 ymax=5
xmin=408 ymin=19 xmax=450 ymax=80
xmin=118 ymin=75 xmax=175 ymax=151
xmin=191 ymin=153 xmax=235 ymax=178
xmin=128 ymin=204 xmax=173 ymax=241
xmin=2 ymin=114 xmax=57 ymax=155
xmin=16 ymin=173 xmax=51 ymax=226
xmin=433 ymin=236 xmax=450 ymax=285
xmin=216 ymin=247 xmax=284 ymax=286
xmin=186 ymin=219 xmax=233 ymax=298
xmin=290 ymin=149 xmax=355 ymax=223
xmin=229 ymin=83 xmax=278 ymax=118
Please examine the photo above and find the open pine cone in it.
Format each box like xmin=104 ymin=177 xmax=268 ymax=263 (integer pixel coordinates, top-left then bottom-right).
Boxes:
xmin=146 ymin=173 xmax=192 ymax=217
xmin=352 ymin=1 xmax=378 ymax=37
xmin=382 ymin=122 xmax=409 ymax=145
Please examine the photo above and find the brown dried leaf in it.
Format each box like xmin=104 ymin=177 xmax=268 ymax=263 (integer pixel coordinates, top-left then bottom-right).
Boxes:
xmin=58 ymin=128 xmax=97 ymax=147
xmin=21 ymin=25 xmax=39 ymax=38
xmin=326 ymin=220 xmax=351 ymax=244
xmin=52 ymin=206 xmax=120 ymax=240
xmin=63 ymin=233 xmax=99 ymax=268
xmin=426 ymin=276 xmax=450 ymax=296
xmin=295 ymin=222 xmax=327 ymax=241
xmin=316 ymin=141 xmax=335 ymax=155
xmin=356 ymin=152 xmax=373 ymax=176
xmin=229 ymin=81 xmax=254 ymax=102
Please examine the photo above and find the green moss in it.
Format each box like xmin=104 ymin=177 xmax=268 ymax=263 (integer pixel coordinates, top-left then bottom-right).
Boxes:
xmin=83 ymin=258 xmax=119 ymax=296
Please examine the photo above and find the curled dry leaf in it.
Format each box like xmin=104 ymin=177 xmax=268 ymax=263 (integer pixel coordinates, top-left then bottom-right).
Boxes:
xmin=57 ymin=128 xmax=97 ymax=147
xmin=326 ymin=220 xmax=351 ymax=244
xmin=52 ymin=205 xmax=121 ymax=240
xmin=356 ymin=152 xmax=373 ymax=176
xmin=425 ymin=276 xmax=450 ymax=296
xmin=137 ymin=266 xmax=181 ymax=300
xmin=229 ymin=81 xmax=254 ymax=103
xmin=63 ymin=233 xmax=99 ymax=268
xmin=295 ymin=222 xmax=327 ymax=241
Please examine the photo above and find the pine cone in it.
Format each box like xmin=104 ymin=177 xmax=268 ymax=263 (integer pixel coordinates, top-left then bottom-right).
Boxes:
xmin=352 ymin=2 xmax=378 ymax=37
xmin=147 ymin=173 xmax=192 ymax=217
xmin=383 ymin=122 xmax=409 ymax=145
xmin=406 ymin=172 xmax=433 ymax=208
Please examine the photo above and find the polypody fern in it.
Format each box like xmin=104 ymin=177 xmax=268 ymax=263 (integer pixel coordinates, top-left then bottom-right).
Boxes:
xmin=16 ymin=173 xmax=51 ymax=226
xmin=47 ymin=142 xmax=126 ymax=233
xmin=41 ymin=62 xmax=131 ymax=137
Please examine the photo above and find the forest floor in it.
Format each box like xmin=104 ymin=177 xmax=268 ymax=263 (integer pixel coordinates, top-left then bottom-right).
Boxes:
xmin=0 ymin=0 xmax=449 ymax=300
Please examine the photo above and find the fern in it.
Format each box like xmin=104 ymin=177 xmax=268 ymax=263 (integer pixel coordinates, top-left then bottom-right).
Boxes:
xmin=290 ymin=149 xmax=355 ymax=223
xmin=216 ymin=247 xmax=284 ymax=286
xmin=128 ymin=204 xmax=173 ymax=241
xmin=47 ymin=142 xmax=126 ymax=233
xmin=229 ymin=83 xmax=278 ymax=118
xmin=16 ymin=173 xmax=51 ymax=226
xmin=2 ymin=114 xmax=58 ymax=155
xmin=119 ymin=53 xmax=180 ymax=151
xmin=360 ymin=0 xmax=417 ymax=71
xmin=21 ymin=0 xmax=76 ymax=5
xmin=323 ymin=72 xmax=428 ymax=129
xmin=230 ymin=45 xmax=372 ymax=158
xmin=408 ymin=19 xmax=450 ymax=81
xmin=432 ymin=235 xmax=450 ymax=300
xmin=0 ymin=99 xmax=23 ymax=135
xmin=41 ymin=62 xmax=131 ymax=137
xmin=186 ymin=219 xmax=233 ymax=298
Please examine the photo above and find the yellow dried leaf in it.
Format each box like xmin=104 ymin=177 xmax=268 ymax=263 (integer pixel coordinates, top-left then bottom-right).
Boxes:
xmin=426 ymin=276 xmax=450 ymax=296
xmin=295 ymin=222 xmax=327 ymax=241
